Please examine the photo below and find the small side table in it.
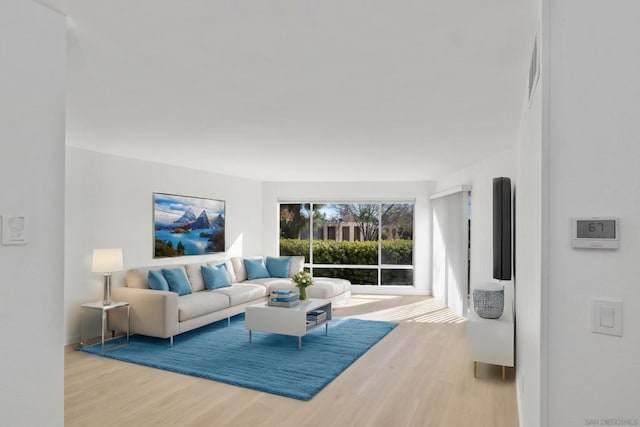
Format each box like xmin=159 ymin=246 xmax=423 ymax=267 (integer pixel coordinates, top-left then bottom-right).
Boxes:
xmin=467 ymin=284 xmax=514 ymax=380
xmin=80 ymin=301 xmax=130 ymax=352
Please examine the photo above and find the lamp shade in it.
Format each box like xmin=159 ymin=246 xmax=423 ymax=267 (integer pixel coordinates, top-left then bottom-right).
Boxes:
xmin=92 ymin=248 xmax=123 ymax=273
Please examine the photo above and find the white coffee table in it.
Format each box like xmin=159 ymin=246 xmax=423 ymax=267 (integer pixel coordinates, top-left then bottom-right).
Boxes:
xmin=245 ymin=298 xmax=332 ymax=350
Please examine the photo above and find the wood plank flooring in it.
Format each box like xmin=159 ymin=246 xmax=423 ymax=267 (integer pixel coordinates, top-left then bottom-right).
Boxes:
xmin=65 ymin=295 xmax=518 ymax=427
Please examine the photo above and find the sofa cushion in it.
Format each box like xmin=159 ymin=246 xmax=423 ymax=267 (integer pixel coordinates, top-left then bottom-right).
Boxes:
xmin=265 ymin=278 xmax=296 ymax=293
xmin=265 ymin=281 xmax=297 ymax=293
xmin=288 ymin=256 xmax=305 ymax=277
xmin=184 ymin=263 xmax=207 ymax=292
xmin=257 ymin=277 xmax=350 ymax=299
xmin=307 ymin=278 xmax=351 ymax=299
xmin=242 ymin=278 xmax=294 ymax=294
xmin=201 ymin=264 xmax=231 ymax=290
xmin=220 ymin=260 xmax=237 ymax=284
xmin=266 ymin=256 xmax=291 ymax=278
xmin=244 ymin=258 xmax=271 ymax=280
xmin=242 ymin=277 xmax=277 ymax=286
xmin=147 ymin=270 xmax=170 ymax=291
xmin=210 ymin=283 xmax=267 ymax=306
xmin=162 ymin=268 xmax=192 ymax=296
xmin=178 ymin=292 xmax=230 ymax=322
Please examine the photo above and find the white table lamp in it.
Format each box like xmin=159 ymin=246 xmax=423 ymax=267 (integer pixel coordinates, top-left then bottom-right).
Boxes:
xmin=92 ymin=248 xmax=123 ymax=305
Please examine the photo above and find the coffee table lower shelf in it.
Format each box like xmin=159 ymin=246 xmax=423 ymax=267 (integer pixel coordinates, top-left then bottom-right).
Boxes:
xmin=245 ymin=298 xmax=332 ymax=350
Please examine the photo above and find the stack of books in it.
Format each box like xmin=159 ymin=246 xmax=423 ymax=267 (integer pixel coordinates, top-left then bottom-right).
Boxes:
xmin=268 ymin=289 xmax=300 ymax=307
xmin=306 ymin=309 xmax=327 ymax=325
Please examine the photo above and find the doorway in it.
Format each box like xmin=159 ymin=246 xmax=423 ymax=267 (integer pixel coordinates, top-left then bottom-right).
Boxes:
xmin=431 ymin=186 xmax=472 ymax=316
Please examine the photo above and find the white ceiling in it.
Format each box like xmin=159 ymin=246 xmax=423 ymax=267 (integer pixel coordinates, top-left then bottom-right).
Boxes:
xmin=47 ymin=0 xmax=536 ymax=182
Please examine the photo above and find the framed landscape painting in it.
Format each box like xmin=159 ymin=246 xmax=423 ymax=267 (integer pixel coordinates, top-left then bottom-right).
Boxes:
xmin=153 ymin=193 xmax=225 ymax=258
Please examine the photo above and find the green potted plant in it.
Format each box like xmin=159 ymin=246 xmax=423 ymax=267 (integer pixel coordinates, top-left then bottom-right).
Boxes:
xmin=292 ymin=271 xmax=313 ymax=300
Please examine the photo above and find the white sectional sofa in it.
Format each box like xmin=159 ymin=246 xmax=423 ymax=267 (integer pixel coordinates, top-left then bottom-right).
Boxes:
xmin=110 ymin=256 xmax=351 ymax=345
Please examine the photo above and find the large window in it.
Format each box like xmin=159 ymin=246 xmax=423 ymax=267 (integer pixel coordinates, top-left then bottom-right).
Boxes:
xmin=279 ymin=203 xmax=311 ymax=262
xmin=279 ymin=202 xmax=415 ymax=286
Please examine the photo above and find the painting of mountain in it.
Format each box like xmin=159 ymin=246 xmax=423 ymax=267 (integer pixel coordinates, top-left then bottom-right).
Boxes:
xmin=153 ymin=193 xmax=225 ymax=258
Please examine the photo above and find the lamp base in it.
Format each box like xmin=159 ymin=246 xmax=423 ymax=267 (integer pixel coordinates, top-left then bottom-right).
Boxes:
xmin=102 ymin=274 xmax=112 ymax=306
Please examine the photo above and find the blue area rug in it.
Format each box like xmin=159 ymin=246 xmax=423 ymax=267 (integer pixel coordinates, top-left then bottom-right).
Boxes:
xmin=77 ymin=314 xmax=396 ymax=401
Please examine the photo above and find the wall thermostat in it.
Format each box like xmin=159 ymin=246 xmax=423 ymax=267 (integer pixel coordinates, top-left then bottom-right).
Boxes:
xmin=571 ymin=217 xmax=619 ymax=249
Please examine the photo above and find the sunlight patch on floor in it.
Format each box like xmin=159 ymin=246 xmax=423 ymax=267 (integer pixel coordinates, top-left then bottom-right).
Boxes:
xmin=338 ymin=294 xmax=402 ymax=308
xmin=344 ymin=297 xmax=466 ymax=324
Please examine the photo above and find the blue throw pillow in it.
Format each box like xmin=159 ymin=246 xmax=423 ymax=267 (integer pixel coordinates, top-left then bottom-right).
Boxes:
xmin=201 ymin=264 xmax=231 ymax=290
xmin=161 ymin=268 xmax=192 ymax=296
xmin=265 ymin=256 xmax=292 ymax=278
xmin=148 ymin=269 xmax=169 ymax=291
xmin=244 ymin=258 xmax=271 ymax=280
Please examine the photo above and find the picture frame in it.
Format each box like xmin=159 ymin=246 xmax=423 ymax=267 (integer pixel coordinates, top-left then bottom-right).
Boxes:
xmin=2 ymin=215 xmax=28 ymax=245
xmin=153 ymin=193 xmax=225 ymax=258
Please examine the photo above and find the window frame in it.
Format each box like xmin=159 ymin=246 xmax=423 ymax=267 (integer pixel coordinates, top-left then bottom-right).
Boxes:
xmin=278 ymin=200 xmax=415 ymax=287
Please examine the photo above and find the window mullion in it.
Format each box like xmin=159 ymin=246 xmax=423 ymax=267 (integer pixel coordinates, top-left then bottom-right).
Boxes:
xmin=377 ymin=203 xmax=382 ymax=286
xmin=309 ymin=202 xmax=314 ymax=275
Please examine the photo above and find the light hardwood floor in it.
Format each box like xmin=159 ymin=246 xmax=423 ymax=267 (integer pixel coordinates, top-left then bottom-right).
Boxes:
xmin=65 ymin=295 xmax=518 ymax=427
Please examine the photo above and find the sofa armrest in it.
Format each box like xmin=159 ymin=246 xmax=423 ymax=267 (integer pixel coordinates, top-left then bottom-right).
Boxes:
xmin=110 ymin=287 xmax=179 ymax=339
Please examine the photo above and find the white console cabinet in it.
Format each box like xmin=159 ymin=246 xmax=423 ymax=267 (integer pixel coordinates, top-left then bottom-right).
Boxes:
xmin=467 ymin=282 xmax=514 ymax=380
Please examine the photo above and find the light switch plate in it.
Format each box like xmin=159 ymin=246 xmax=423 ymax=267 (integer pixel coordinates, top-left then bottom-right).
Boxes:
xmin=591 ymin=299 xmax=622 ymax=337
xmin=1 ymin=214 xmax=28 ymax=245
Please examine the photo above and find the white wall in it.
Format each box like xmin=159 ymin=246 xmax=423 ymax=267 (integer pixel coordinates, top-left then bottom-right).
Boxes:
xmin=436 ymin=148 xmax=516 ymax=294
xmin=65 ymin=147 xmax=263 ymax=344
xmin=544 ymin=1 xmax=640 ymax=425
xmin=0 ymin=1 xmax=65 ymax=425
xmin=515 ymin=33 xmax=543 ymax=427
xmin=262 ymin=181 xmax=434 ymax=295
